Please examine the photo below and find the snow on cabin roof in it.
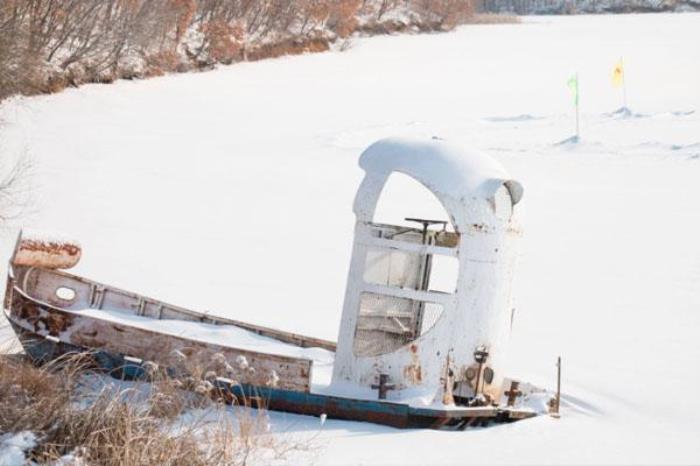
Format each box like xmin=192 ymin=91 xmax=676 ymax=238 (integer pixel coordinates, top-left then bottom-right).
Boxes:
xmin=359 ymin=137 xmax=523 ymax=205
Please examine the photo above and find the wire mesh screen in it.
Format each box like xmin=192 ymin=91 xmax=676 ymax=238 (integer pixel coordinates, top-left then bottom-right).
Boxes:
xmin=353 ymin=292 xmax=444 ymax=357
xmin=363 ymin=248 xmax=423 ymax=290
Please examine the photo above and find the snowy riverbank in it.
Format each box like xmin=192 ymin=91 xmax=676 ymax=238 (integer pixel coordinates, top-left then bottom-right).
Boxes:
xmin=1 ymin=12 xmax=699 ymax=465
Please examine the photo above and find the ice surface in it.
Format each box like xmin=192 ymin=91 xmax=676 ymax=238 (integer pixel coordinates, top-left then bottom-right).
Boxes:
xmin=0 ymin=12 xmax=699 ymax=465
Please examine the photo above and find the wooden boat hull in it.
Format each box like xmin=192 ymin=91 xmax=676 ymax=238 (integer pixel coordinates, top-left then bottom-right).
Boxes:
xmin=4 ymin=266 xmax=536 ymax=429
xmin=6 ymin=320 xmax=532 ymax=429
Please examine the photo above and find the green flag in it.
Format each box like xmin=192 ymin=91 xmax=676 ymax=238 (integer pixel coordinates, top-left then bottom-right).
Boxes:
xmin=567 ymin=74 xmax=579 ymax=105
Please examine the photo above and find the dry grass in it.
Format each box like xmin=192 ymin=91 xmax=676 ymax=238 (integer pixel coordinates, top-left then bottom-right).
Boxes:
xmin=0 ymin=339 xmax=308 ymax=466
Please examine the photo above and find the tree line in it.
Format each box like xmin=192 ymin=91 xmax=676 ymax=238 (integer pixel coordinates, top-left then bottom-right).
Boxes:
xmin=0 ymin=0 xmax=475 ymax=101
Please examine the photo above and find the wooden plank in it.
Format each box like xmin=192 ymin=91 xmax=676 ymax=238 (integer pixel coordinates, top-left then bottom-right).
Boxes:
xmin=359 ymin=236 xmax=459 ymax=258
xmin=16 ymin=266 xmax=337 ymax=352
xmin=361 ymin=282 xmax=455 ymax=306
xmin=7 ymin=287 xmax=313 ymax=392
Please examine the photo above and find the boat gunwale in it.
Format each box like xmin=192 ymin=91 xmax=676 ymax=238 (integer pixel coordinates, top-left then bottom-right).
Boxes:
xmin=5 ymin=273 xmax=318 ymax=368
xmin=8 ymin=263 xmax=337 ymax=352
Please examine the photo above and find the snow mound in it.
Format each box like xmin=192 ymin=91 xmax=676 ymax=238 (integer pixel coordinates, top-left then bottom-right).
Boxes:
xmin=630 ymin=141 xmax=700 ymax=159
xmin=554 ymin=135 xmax=581 ymax=146
xmin=670 ymin=110 xmax=695 ymax=117
xmin=0 ymin=432 xmax=37 ymax=466
xmin=604 ymin=107 xmax=697 ymax=120
xmin=604 ymin=106 xmax=649 ymax=119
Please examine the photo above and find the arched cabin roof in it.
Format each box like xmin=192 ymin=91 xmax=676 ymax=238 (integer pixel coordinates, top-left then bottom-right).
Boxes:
xmin=355 ymin=138 xmax=523 ymax=225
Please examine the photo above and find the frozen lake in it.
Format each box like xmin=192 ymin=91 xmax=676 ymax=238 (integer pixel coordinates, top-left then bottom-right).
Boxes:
xmin=1 ymin=12 xmax=699 ymax=465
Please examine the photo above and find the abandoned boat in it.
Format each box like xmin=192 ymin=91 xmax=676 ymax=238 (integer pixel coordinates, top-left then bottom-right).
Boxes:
xmin=3 ymin=137 xmax=538 ymax=429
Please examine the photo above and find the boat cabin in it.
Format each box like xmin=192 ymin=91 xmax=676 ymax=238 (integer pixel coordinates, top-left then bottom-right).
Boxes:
xmin=332 ymin=138 xmax=524 ymax=405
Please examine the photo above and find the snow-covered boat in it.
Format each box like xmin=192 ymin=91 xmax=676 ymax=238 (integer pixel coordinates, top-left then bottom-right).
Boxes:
xmin=4 ymin=138 xmax=539 ymax=429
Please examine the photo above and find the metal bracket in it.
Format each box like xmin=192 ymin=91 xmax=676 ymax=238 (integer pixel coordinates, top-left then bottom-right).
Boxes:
xmin=371 ymin=373 xmax=396 ymax=400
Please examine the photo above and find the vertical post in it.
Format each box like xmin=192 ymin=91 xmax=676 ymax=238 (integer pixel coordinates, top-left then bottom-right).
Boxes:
xmin=556 ymin=356 xmax=561 ymax=411
xmin=549 ymin=356 xmax=562 ymax=418
xmin=474 ymin=361 xmax=483 ymax=397
xmin=575 ymin=74 xmax=580 ymax=139
xmin=621 ymin=57 xmax=628 ymax=109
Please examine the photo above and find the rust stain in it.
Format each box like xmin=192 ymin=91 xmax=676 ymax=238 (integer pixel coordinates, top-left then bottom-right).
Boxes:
xmin=45 ymin=311 xmax=73 ymax=336
xmin=19 ymin=302 xmax=40 ymax=321
xmin=403 ymin=344 xmax=422 ymax=384
xmin=12 ymin=238 xmax=81 ymax=269
xmin=403 ymin=364 xmax=422 ymax=384
xmin=16 ymin=301 xmax=74 ymax=336
xmin=16 ymin=240 xmax=81 ymax=256
xmin=469 ymin=223 xmax=490 ymax=233
xmin=507 ymin=224 xmax=523 ymax=236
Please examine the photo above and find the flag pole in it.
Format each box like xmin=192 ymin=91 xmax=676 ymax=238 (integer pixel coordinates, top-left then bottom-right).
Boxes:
xmin=621 ymin=57 xmax=627 ymax=109
xmin=575 ymin=72 xmax=580 ymax=139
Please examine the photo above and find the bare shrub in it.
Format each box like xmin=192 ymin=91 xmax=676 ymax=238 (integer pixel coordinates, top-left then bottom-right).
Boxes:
xmin=0 ymin=1 xmax=35 ymax=98
xmin=201 ymin=20 xmax=245 ymax=64
xmin=0 ymin=155 xmax=31 ymax=224
xmin=247 ymin=38 xmax=330 ymax=61
xmin=144 ymin=50 xmax=183 ymax=77
xmin=327 ymin=0 xmax=362 ymax=38
xmin=412 ymin=0 xmax=476 ymax=30
xmin=373 ymin=0 xmax=405 ymax=20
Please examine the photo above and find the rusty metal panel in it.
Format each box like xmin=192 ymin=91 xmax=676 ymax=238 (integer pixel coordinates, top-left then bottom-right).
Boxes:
xmin=11 ymin=232 xmax=81 ymax=270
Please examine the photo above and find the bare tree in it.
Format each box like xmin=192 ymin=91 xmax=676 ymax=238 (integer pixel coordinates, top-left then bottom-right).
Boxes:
xmin=0 ymin=1 xmax=33 ymax=99
xmin=0 ymin=154 xmax=31 ymax=224
xmin=412 ymin=0 xmax=475 ymax=29
xmin=0 ymin=0 xmax=475 ymax=102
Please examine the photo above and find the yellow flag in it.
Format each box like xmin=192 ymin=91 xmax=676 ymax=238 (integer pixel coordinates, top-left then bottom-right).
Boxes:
xmin=612 ymin=59 xmax=624 ymax=87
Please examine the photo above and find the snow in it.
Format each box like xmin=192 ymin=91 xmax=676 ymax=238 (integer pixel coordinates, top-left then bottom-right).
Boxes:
xmin=358 ymin=137 xmax=523 ymax=205
xmin=1 ymin=11 xmax=699 ymax=465
xmin=0 ymin=432 xmax=37 ymax=466
xmin=18 ymin=227 xmax=81 ymax=248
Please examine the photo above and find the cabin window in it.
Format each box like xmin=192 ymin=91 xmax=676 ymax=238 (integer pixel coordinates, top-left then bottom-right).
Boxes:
xmin=55 ymin=286 xmax=76 ymax=302
xmin=353 ymin=292 xmax=444 ymax=357
xmin=363 ymin=248 xmax=423 ymax=290
xmin=353 ymin=172 xmax=460 ymax=357
xmin=363 ymin=248 xmax=458 ymax=294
